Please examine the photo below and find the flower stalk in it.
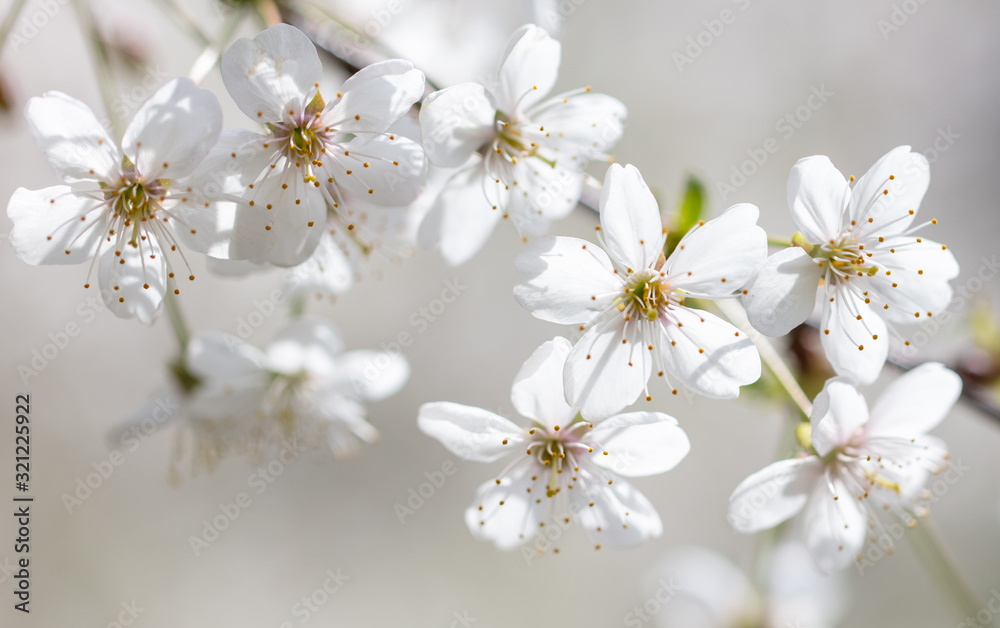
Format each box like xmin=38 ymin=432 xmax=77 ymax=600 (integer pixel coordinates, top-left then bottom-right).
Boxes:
xmin=908 ymin=519 xmax=983 ymax=621
xmin=715 ymin=298 xmax=813 ymax=417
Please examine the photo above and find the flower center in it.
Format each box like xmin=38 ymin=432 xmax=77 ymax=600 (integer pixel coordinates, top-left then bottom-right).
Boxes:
xmin=815 ymin=235 xmax=878 ymax=281
xmin=491 ymin=112 xmax=555 ymax=168
xmin=111 ymin=182 xmax=155 ymax=219
xmin=104 ymin=173 xmax=168 ymax=247
xmin=524 ymin=421 xmax=594 ymax=497
xmin=618 ymin=271 xmax=675 ymax=321
xmin=290 ymin=125 xmax=319 ymax=158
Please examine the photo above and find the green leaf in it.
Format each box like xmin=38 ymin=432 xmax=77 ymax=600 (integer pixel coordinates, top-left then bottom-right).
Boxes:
xmin=664 ymin=176 xmax=704 ymax=257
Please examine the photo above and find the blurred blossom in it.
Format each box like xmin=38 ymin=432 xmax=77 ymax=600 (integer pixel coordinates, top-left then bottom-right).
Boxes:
xmin=648 ymin=541 xmax=848 ymax=628
xmin=178 ymin=317 xmax=409 ymax=471
xmin=729 ymin=363 xmax=961 ymax=573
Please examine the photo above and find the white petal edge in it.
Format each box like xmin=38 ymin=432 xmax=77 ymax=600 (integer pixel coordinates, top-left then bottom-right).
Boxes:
xmin=418 ymin=402 xmax=525 ymax=462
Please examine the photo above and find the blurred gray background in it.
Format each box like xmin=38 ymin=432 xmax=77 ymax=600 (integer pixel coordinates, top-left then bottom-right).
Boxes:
xmin=1 ymin=0 xmax=999 ymax=626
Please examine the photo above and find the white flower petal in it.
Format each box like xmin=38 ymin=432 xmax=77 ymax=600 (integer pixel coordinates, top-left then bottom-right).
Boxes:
xmin=849 ymin=146 xmax=929 ymax=239
xmin=185 ymin=333 xmax=270 ymax=421
xmin=228 ymin=199 xmax=277 ymax=264
xmin=599 ymin=163 xmax=663 ymax=271
xmin=464 ymin=470 xmax=544 ymax=550
xmin=528 ymin=92 xmax=626 ymax=161
xmin=505 ymin=162 xmax=584 ymax=238
xmin=767 ymin=540 xmax=850 ymax=628
xmin=564 ymin=319 xmax=650 ymax=421
xmin=801 ymin=477 xmax=866 ymax=574
xmin=418 ymin=402 xmax=524 ymax=462
xmin=655 ymin=546 xmax=757 ymax=628
xmin=868 ymin=236 xmax=959 ymax=323
xmin=205 ymin=257 xmax=266 ymax=277
xmin=221 ymin=24 xmax=321 ymax=123
xmin=261 ymin=180 xmax=326 ymax=267
xmin=417 ymin=160 xmax=502 ymax=266
xmin=659 ymin=307 xmax=761 ymax=399
xmin=864 ymin=433 xmax=947 ymax=501
xmin=667 ymin=203 xmax=767 ymax=297
xmin=286 ymin=233 xmax=354 ymax=295
xmin=331 ymin=349 xmax=410 ymax=402
xmin=867 ymin=362 xmax=961 ymax=438
xmin=810 ymin=377 xmax=870 ymax=457
xmin=513 ymin=235 xmax=619 ymax=325
xmin=24 ymin=91 xmax=119 ymax=184
xmin=187 ymin=332 xmax=267 ymax=379
xmin=332 ymin=134 xmax=426 ymax=206
xmin=571 ymin=472 xmax=662 ymax=548
xmin=588 ymin=411 xmax=690 ymax=477
xmin=727 ymin=457 xmax=824 ymax=533
xmin=494 ymin=24 xmax=560 ymax=114
xmin=7 ymin=186 xmax=106 ymax=264
xmin=98 ymin=235 xmax=166 ymax=324
xmin=122 ymin=78 xmax=222 ymax=180
xmin=322 ymin=403 xmax=379 ymax=459
xmin=819 ymin=285 xmax=888 ymax=385
xmin=742 ymin=247 xmax=823 ymax=336
xmin=328 ymin=59 xmax=424 ymax=135
xmin=787 ymin=155 xmax=850 ymax=243
xmin=265 ymin=317 xmax=345 ymax=376
xmin=419 ymin=82 xmax=496 ymax=168
xmin=510 ymin=337 xmax=578 ymax=429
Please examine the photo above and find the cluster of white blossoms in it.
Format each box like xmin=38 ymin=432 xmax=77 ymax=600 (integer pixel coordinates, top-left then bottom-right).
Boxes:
xmin=7 ymin=16 xmax=966 ymax=572
xmin=422 ymin=152 xmax=962 ymax=559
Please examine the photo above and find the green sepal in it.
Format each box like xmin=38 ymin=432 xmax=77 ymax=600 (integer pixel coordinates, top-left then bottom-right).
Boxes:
xmin=791 ymin=232 xmax=814 ymax=255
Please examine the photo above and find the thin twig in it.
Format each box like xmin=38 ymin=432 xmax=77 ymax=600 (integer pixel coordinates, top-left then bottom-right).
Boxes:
xmin=188 ymin=5 xmax=248 ymax=85
xmin=71 ymin=0 xmax=124 ymax=140
xmin=908 ymin=519 xmax=983 ymax=621
xmin=716 ymin=299 xmax=813 ymax=418
xmin=149 ymin=0 xmax=212 ymax=47
xmin=164 ymin=289 xmax=191 ymax=352
xmin=281 ymin=0 xmax=443 ymax=93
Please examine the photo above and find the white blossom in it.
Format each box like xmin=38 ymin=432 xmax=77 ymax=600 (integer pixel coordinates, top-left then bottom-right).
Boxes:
xmin=417 ymin=23 xmax=626 ymax=265
xmin=514 ymin=163 xmax=766 ymax=420
xmin=182 ymin=317 xmax=409 ymax=465
xmin=418 ymin=337 xmax=689 ymax=552
xmin=218 ymin=24 xmax=426 ymax=267
xmin=7 ymin=79 xmax=231 ymax=323
xmin=728 ymin=363 xmax=960 ymax=573
xmin=742 ymin=146 xmax=959 ymax=384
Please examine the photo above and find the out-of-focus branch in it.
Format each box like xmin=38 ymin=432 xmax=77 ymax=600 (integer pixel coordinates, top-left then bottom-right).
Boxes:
xmin=150 ymin=0 xmax=213 ymax=47
xmin=72 ymin=0 xmax=124 ymax=140
xmin=187 ymin=5 xmax=248 ymax=85
xmin=279 ymin=0 xmax=442 ymax=93
xmin=0 ymin=0 xmax=27 ymax=55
